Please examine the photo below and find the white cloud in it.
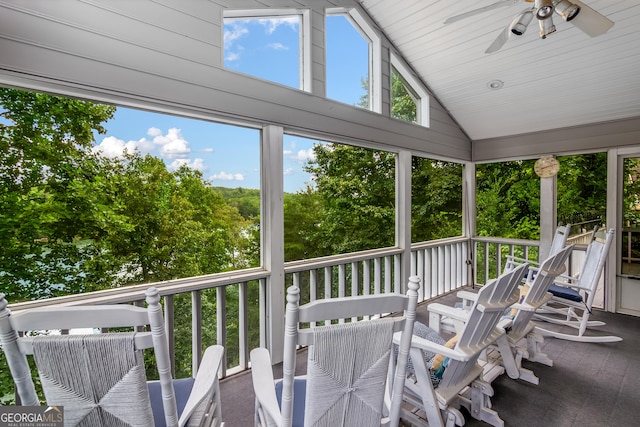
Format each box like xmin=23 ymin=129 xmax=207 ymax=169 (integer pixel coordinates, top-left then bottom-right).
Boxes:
xmin=152 ymin=128 xmax=190 ymax=159
xmin=258 ymin=17 xmax=298 ymax=34
xmin=224 ymin=23 xmax=249 ymax=49
xmin=147 ymin=127 xmax=162 ymax=137
xmin=284 ymin=168 xmax=294 ymax=176
xmin=93 ymin=136 xmax=140 ymax=158
xmin=225 ymin=51 xmax=241 ymax=62
xmin=267 ymin=42 xmax=288 ymax=51
xmin=168 ymin=158 xmax=206 ymax=172
xmin=290 ymin=148 xmax=315 ymax=163
xmin=211 ymin=171 xmax=245 ymax=182
xmin=94 ymin=127 xmax=192 ymax=161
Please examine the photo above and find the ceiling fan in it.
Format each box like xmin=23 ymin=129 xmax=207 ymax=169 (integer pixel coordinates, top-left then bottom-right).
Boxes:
xmin=444 ymin=0 xmax=614 ymax=53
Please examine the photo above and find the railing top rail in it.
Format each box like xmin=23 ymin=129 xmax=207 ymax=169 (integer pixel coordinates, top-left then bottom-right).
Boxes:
xmin=472 ymin=236 xmax=538 ymax=246
xmin=6 ymin=268 xmax=269 ymax=311
xmin=283 ymin=246 xmax=403 ymax=274
xmin=410 ymin=236 xmax=469 ymax=251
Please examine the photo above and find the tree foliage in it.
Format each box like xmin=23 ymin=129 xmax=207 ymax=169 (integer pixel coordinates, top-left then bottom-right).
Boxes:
xmin=304 ymin=144 xmax=396 ymax=254
xmin=0 ymin=88 xmax=117 ymax=300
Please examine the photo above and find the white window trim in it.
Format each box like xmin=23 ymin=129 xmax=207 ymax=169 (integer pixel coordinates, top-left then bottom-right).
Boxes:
xmin=391 ymin=53 xmax=430 ymax=127
xmin=223 ymin=9 xmax=311 ymax=92
xmin=326 ymin=7 xmax=381 ymax=113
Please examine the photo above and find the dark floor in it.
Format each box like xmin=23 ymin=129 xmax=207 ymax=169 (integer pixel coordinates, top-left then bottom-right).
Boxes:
xmin=219 ymin=288 xmax=640 ymax=426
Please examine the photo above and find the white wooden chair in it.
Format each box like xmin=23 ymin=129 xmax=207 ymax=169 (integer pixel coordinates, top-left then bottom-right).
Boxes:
xmin=504 ymin=223 xmax=571 ymax=283
xmin=250 ymin=276 xmax=420 ymax=427
xmin=400 ymin=262 xmax=527 ymax=427
xmin=534 ymin=228 xmax=621 ymax=342
xmin=490 ymin=244 xmax=575 ymax=385
xmin=452 ymin=244 xmax=574 ymax=386
xmin=0 ymin=287 xmax=224 ymax=427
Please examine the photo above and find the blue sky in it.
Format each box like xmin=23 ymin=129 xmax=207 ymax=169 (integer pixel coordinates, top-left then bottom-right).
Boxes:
xmin=92 ymin=14 xmax=368 ymax=193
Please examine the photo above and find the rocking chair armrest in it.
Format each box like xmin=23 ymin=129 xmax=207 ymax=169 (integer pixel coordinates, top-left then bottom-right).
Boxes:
xmin=427 ymin=303 xmax=469 ymax=322
xmin=427 ymin=303 xmax=469 ymax=333
xmin=408 ymin=334 xmax=473 ymax=362
xmin=179 ymin=344 xmax=225 ymax=427
xmin=250 ymin=348 xmax=283 ymax=426
xmin=553 ymin=275 xmax=582 ymax=287
xmin=511 ymin=292 xmax=553 ymax=311
xmin=455 ymin=290 xmax=478 ymax=306
xmin=506 ymin=255 xmax=539 ymax=267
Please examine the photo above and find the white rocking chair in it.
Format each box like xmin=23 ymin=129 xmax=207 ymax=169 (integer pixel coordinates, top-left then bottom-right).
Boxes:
xmin=0 ymin=287 xmax=224 ymax=427
xmin=504 ymin=223 xmax=571 ymax=284
xmin=534 ymin=228 xmax=621 ymax=343
xmin=399 ymin=262 xmax=527 ymax=427
xmin=452 ymin=244 xmax=574 ymax=386
xmin=250 ymin=277 xmax=420 ymax=427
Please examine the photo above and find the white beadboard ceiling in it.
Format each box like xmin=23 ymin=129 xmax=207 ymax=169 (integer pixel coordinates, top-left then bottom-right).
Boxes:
xmin=226 ymin=0 xmax=640 ymax=142
xmin=358 ymin=0 xmax=640 ymax=141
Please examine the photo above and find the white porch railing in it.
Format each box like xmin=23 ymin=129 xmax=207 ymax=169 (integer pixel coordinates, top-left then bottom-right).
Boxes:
xmin=473 ymin=231 xmax=593 ymax=285
xmin=410 ymin=237 xmax=470 ymax=301
xmin=4 ymin=233 xmax=595 ymax=383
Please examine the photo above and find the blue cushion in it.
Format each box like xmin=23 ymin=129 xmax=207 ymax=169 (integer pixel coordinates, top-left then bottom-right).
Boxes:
xmin=148 ymin=377 xmax=195 ymax=427
xmin=549 ymin=284 xmax=583 ymax=302
xmin=275 ymin=378 xmax=307 ymax=427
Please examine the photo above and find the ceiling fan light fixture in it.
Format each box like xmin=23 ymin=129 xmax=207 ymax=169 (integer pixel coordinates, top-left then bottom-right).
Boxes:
xmin=535 ymin=0 xmax=555 ymax=20
xmin=510 ymin=10 xmax=534 ymax=36
xmin=539 ymin=16 xmax=557 ymax=38
xmin=554 ymin=0 xmax=581 ymax=22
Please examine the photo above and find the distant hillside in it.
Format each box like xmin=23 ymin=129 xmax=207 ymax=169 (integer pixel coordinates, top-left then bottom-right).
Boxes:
xmin=213 ymin=187 xmax=260 ymax=219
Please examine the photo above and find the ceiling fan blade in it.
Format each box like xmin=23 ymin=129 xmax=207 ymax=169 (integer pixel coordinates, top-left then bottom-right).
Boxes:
xmin=570 ymin=0 xmax=614 ymax=37
xmin=485 ymin=25 xmax=511 ymax=53
xmin=485 ymin=10 xmax=533 ymax=54
xmin=444 ymin=0 xmax=521 ymax=25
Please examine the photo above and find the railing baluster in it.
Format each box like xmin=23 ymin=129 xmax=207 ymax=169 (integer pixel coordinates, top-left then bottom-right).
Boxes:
xmin=444 ymin=244 xmax=452 ymax=293
xmin=430 ymin=248 xmax=436 ymax=296
xmin=417 ymin=249 xmax=425 ymax=300
xmin=216 ymin=286 xmax=227 ymax=377
xmin=239 ymin=281 xmax=248 ymax=370
xmin=374 ymin=258 xmax=381 ymax=294
xmin=437 ymin=245 xmax=445 ymax=295
xmin=163 ymin=295 xmax=175 ymax=377
xmin=191 ymin=290 xmax=202 ymax=376
xmin=338 ymin=264 xmax=346 ymax=298
xmin=394 ymin=254 xmax=401 ymax=294
xmin=259 ymin=278 xmax=266 ymax=349
xmin=324 ymin=266 xmax=332 ymax=300
xmin=351 ymin=262 xmax=359 ymax=297
xmin=384 ymin=256 xmax=392 ymax=294
xmin=338 ymin=264 xmax=346 ymax=324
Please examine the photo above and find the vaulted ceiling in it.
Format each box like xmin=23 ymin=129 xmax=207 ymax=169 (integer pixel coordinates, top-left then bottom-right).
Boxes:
xmin=359 ymin=0 xmax=640 ymax=142
xmin=217 ymin=0 xmax=640 ymax=157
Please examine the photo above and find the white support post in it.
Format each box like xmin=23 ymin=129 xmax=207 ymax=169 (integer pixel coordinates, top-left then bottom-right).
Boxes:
xmin=463 ymin=162 xmax=476 ymax=285
xmin=396 ymin=150 xmax=412 ymax=293
xmin=261 ymin=125 xmax=285 ymax=363
xmin=606 ymin=149 xmax=618 ymax=313
xmin=539 ymin=175 xmax=557 ymax=260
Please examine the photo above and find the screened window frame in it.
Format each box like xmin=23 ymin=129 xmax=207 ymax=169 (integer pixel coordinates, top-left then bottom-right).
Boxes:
xmin=391 ymin=53 xmax=430 ymax=127
xmin=326 ymin=7 xmax=381 ymax=113
xmin=222 ymin=9 xmax=311 ymax=92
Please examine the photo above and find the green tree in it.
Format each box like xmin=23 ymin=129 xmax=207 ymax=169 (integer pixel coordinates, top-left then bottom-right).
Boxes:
xmin=284 ymin=187 xmax=326 ymax=261
xmin=304 ymin=144 xmax=396 ymax=254
xmin=0 ymin=88 xmax=117 ymax=301
xmin=391 ymin=69 xmax=418 ymax=123
xmin=557 ymin=153 xmax=607 ymax=224
xmin=412 ymin=157 xmax=462 ymax=241
xmin=476 ymin=160 xmax=540 ymax=239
